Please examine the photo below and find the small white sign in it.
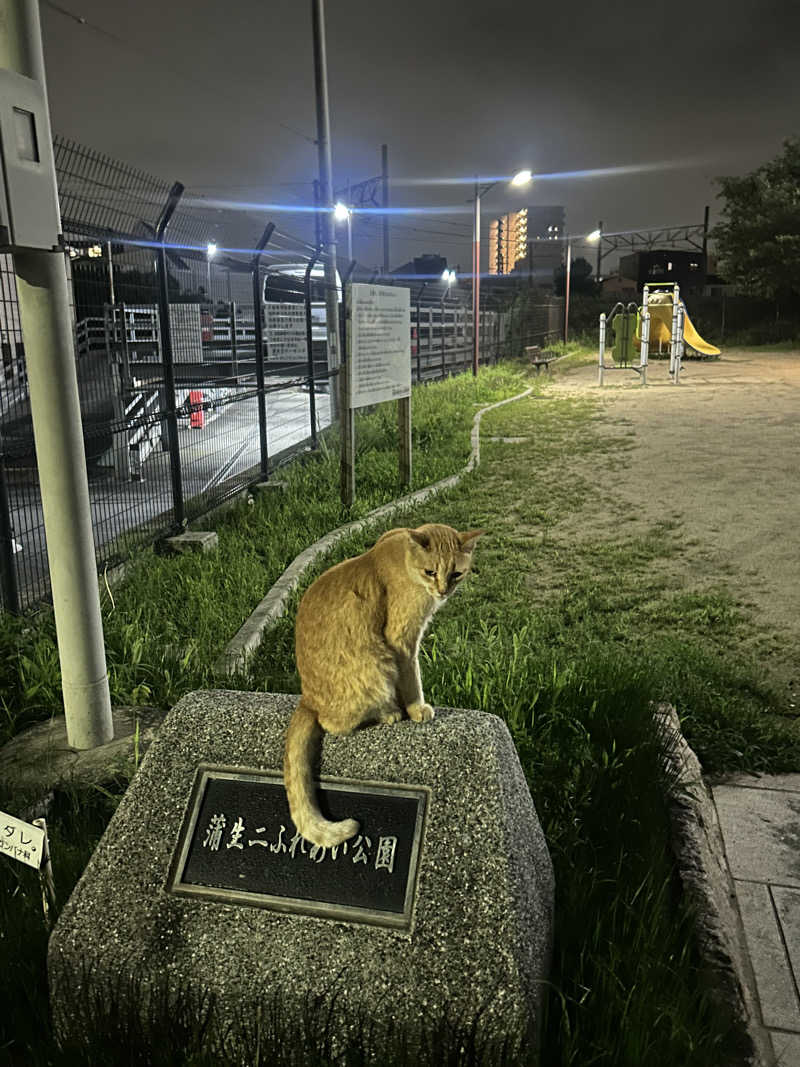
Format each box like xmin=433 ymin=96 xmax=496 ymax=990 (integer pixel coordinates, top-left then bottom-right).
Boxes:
xmin=349 ymin=284 xmax=411 ymax=409
xmin=168 ymin=303 xmax=202 ymax=363
xmin=265 ymin=302 xmax=308 ymax=363
xmin=0 ymin=810 xmax=45 ymax=870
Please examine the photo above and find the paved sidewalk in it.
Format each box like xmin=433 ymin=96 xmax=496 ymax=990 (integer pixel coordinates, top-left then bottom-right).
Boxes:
xmin=712 ymin=775 xmax=800 ymax=1066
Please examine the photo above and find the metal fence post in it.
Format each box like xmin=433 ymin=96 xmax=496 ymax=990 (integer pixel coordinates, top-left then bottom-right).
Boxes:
xmin=230 ymin=300 xmax=238 ymax=377
xmin=0 ymin=453 xmax=20 ymax=614
xmin=440 ymin=296 xmax=447 ymax=379
xmin=339 ymin=276 xmax=355 ymax=508
xmin=251 ymin=223 xmax=275 ymax=480
xmin=154 ymin=182 xmax=186 ymax=529
xmin=415 ymin=281 xmax=427 ymax=382
xmin=304 ymin=249 xmax=321 ymax=448
xmin=336 ymin=259 xmax=358 ymax=490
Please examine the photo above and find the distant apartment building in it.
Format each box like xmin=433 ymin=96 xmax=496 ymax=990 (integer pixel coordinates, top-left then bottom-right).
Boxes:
xmin=488 ymin=205 xmax=566 ymax=283
xmin=488 ymin=208 xmax=528 ymax=275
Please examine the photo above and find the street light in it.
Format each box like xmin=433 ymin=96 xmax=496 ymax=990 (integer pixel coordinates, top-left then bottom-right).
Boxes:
xmin=333 ymin=201 xmax=352 ymax=263
xmin=563 ymin=229 xmax=601 ymax=345
xmin=206 ymin=241 xmax=217 ymax=303
xmin=441 ymin=268 xmax=457 ymax=286
xmin=472 ymin=169 xmax=532 ymax=376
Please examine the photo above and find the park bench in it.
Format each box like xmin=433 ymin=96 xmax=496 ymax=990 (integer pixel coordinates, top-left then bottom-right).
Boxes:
xmin=524 ymin=345 xmax=558 ymax=374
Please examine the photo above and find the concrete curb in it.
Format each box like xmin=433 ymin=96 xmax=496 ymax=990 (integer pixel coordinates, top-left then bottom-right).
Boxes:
xmin=655 ymin=704 xmax=774 ymax=1067
xmin=213 ymin=386 xmax=534 ymax=676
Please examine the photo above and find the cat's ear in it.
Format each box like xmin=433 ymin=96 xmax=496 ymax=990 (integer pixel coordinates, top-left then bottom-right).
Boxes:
xmin=409 ymin=529 xmax=431 ymax=550
xmin=376 ymin=527 xmax=405 ymax=545
xmin=458 ymin=529 xmax=485 ymax=553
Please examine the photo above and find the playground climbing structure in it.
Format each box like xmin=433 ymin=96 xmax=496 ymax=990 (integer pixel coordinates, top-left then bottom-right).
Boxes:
xmin=598 ymin=283 xmax=720 ymax=386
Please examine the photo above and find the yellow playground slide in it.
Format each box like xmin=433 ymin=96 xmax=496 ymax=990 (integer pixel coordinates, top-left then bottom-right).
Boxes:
xmin=646 ymin=301 xmax=721 ymax=357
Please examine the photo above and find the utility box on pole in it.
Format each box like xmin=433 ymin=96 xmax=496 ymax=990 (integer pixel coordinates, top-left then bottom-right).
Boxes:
xmin=0 ymin=66 xmax=61 ymax=250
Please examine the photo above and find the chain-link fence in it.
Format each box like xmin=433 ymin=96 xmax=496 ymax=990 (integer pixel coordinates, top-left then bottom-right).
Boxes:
xmin=561 ymin=287 xmax=800 ymax=347
xmin=0 ymin=137 xmax=562 ymax=613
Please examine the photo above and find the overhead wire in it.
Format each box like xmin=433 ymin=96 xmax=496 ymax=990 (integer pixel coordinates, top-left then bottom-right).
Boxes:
xmin=44 ymin=5 xmax=505 ymax=267
xmin=42 ymin=0 xmax=317 ymax=148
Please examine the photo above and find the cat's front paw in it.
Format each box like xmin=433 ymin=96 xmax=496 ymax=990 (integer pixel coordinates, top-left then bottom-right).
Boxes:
xmin=407 ymin=701 xmax=435 ymax=723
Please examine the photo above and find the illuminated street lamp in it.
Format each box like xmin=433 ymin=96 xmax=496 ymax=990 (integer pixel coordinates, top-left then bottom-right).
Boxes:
xmin=510 ymin=169 xmax=532 ymax=187
xmin=441 ymin=268 xmax=457 ymax=286
xmin=333 ymin=201 xmax=353 ymax=263
xmin=564 ymin=229 xmax=601 ymax=344
xmin=473 ymin=169 xmax=532 ymax=375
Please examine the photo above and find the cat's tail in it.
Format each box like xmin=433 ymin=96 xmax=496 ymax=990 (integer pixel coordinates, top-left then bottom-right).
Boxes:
xmin=284 ymin=697 xmax=360 ymax=849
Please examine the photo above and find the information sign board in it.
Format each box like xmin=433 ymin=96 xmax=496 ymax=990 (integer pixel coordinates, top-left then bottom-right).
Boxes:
xmin=264 ymin=302 xmax=308 ymax=362
xmin=348 ymin=284 xmax=411 ymax=409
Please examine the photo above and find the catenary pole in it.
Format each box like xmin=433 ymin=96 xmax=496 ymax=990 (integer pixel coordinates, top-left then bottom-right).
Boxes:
xmin=564 ymin=239 xmax=572 ymax=344
xmin=310 ymin=0 xmax=341 ymax=421
xmin=596 ymin=220 xmax=603 ymax=280
xmin=381 ymin=144 xmax=389 ymax=275
xmin=0 ymin=0 xmax=113 ymax=747
xmin=472 ymin=181 xmax=480 ymax=376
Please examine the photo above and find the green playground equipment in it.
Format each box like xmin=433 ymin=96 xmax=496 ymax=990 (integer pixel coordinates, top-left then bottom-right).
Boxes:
xmin=611 ymin=303 xmax=639 ymax=366
xmin=598 ymin=300 xmax=650 ymax=386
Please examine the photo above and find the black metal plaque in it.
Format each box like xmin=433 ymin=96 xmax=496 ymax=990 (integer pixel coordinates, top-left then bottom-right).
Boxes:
xmin=166 ymin=765 xmax=428 ymax=929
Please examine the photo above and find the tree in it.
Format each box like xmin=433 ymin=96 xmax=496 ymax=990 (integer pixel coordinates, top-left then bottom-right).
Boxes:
xmin=711 ymin=138 xmax=800 ymax=301
xmin=553 ymin=256 xmax=596 ymax=297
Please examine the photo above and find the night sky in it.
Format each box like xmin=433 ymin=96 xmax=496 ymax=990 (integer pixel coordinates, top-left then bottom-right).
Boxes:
xmin=41 ymin=0 xmax=800 ymax=273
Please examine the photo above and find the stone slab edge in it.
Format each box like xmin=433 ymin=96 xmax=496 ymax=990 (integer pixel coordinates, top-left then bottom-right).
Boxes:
xmin=655 ymin=704 xmax=775 ymax=1067
xmin=0 ymin=706 xmax=167 ymax=804
xmin=213 ymin=387 xmax=534 ymax=676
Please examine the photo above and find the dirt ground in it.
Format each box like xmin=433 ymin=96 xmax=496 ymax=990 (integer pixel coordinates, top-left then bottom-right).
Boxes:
xmin=550 ymin=347 xmax=800 ymax=705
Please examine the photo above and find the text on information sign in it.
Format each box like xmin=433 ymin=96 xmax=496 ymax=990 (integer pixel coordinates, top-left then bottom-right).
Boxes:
xmin=348 ymin=284 xmax=411 ymax=409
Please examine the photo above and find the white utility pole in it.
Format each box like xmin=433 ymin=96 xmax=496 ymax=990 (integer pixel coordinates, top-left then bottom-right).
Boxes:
xmin=0 ymin=0 xmax=113 ymax=748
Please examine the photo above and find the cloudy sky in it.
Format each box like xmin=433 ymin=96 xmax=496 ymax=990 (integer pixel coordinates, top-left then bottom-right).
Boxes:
xmin=41 ymin=0 xmax=799 ymax=273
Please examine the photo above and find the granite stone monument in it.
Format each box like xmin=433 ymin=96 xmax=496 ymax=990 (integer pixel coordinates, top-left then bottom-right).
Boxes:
xmin=48 ymin=690 xmax=554 ymax=1064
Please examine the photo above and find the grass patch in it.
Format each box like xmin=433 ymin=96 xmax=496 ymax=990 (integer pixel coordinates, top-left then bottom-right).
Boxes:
xmin=0 ymin=363 xmax=532 ymax=743
xmin=47 ymin=965 xmax=530 ymax=1067
xmin=2 ymin=349 xmax=797 ymax=1064
xmin=248 ymin=379 xmax=797 ymax=1065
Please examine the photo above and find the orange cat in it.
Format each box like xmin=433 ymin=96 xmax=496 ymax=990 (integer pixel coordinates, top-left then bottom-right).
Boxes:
xmin=283 ymin=523 xmax=483 ymax=847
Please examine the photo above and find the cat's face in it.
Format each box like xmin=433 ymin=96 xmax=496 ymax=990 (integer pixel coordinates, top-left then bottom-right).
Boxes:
xmin=408 ymin=525 xmax=483 ymax=601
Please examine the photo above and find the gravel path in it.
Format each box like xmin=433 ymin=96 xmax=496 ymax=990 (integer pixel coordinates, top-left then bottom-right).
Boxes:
xmin=550 ymin=347 xmax=800 ymax=707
